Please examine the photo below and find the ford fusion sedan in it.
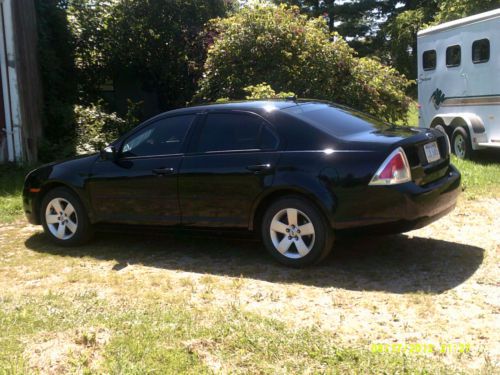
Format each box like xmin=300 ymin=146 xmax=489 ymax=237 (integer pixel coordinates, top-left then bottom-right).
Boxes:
xmin=23 ymin=100 xmax=461 ymax=267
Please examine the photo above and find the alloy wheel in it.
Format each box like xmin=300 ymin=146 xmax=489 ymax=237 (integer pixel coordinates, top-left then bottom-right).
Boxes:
xmin=269 ymin=208 xmax=315 ymax=259
xmin=45 ymin=197 xmax=78 ymax=240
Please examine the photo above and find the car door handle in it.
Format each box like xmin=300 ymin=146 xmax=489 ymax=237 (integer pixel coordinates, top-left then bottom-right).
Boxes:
xmin=246 ymin=164 xmax=274 ymax=173
xmin=152 ymin=168 xmax=175 ymax=175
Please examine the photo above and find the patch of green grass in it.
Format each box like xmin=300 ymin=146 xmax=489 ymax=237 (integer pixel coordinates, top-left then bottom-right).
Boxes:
xmin=451 ymin=153 xmax=500 ymax=199
xmin=0 ymin=292 xmax=462 ymax=374
xmin=395 ymin=101 xmax=419 ymax=127
xmin=0 ymin=165 xmax=32 ymax=223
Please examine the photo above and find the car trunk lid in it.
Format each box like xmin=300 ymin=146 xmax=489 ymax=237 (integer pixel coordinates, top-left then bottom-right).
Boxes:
xmin=343 ymin=127 xmax=451 ymax=186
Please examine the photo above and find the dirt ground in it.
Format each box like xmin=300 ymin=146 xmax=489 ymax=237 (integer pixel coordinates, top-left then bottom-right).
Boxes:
xmin=1 ymin=196 xmax=499 ymax=372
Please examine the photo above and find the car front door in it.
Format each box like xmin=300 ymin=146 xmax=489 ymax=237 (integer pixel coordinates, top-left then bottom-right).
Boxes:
xmin=88 ymin=114 xmax=196 ymax=225
xmin=178 ymin=111 xmax=280 ymax=228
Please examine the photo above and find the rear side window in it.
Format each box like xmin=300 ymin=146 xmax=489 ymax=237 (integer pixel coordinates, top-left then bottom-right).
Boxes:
xmin=472 ymin=39 xmax=490 ymax=63
xmin=283 ymin=103 xmax=388 ymax=137
xmin=446 ymin=45 xmax=461 ymax=67
xmin=423 ymin=50 xmax=436 ymax=70
xmin=196 ymin=113 xmax=278 ymax=152
xmin=121 ymin=115 xmax=194 ymax=157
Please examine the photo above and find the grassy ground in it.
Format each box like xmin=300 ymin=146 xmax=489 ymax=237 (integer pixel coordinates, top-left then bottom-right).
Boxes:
xmin=453 ymin=152 xmax=500 ymax=199
xmin=2 ymin=223 xmax=493 ymax=374
xmin=0 ymin=291 xmax=460 ymax=374
xmin=0 ymin=159 xmax=498 ymax=373
xmin=0 ymin=165 xmax=31 ymax=223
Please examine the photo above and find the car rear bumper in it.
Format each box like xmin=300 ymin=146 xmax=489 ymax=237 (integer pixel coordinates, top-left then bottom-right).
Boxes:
xmin=333 ymin=164 xmax=461 ymax=232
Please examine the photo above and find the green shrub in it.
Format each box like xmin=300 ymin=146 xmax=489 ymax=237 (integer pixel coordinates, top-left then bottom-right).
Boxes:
xmin=244 ymin=83 xmax=295 ymax=100
xmin=74 ymin=100 xmax=141 ymax=154
xmin=74 ymin=103 xmax=125 ymax=154
xmin=195 ymin=4 xmax=410 ymax=122
xmin=36 ymin=0 xmax=78 ymax=162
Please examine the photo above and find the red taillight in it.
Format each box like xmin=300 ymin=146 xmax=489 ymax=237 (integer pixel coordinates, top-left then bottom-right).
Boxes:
xmin=369 ymin=147 xmax=411 ymax=186
xmin=378 ymin=153 xmax=405 ymax=179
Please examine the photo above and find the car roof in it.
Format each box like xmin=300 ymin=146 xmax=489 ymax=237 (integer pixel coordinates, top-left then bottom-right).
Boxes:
xmin=164 ymin=100 xmax=301 ymax=115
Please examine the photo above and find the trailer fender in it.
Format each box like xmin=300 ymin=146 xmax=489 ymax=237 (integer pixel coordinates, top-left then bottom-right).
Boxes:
xmin=430 ymin=113 xmax=487 ymax=150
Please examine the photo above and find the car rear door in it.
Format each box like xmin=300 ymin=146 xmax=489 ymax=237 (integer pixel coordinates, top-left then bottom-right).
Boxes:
xmin=88 ymin=114 xmax=196 ymax=225
xmin=178 ymin=111 xmax=280 ymax=228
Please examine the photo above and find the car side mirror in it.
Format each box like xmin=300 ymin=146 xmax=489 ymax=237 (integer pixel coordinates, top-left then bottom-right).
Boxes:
xmin=100 ymin=145 xmax=116 ymax=160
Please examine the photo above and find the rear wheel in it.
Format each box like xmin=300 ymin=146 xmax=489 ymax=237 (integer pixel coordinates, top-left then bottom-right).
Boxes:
xmin=41 ymin=187 xmax=93 ymax=246
xmin=261 ymin=196 xmax=333 ymax=267
xmin=451 ymin=126 xmax=472 ymax=160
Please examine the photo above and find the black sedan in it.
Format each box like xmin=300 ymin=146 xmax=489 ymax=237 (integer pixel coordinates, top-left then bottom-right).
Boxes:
xmin=23 ymin=100 xmax=461 ymax=266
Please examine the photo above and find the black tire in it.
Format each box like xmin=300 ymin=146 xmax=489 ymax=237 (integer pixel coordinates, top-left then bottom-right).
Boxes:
xmin=261 ymin=196 xmax=334 ymax=267
xmin=451 ymin=126 xmax=472 ymax=160
xmin=40 ymin=187 xmax=94 ymax=246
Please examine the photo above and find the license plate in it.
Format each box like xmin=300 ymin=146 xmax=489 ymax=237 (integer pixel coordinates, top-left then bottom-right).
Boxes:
xmin=424 ymin=141 xmax=440 ymax=163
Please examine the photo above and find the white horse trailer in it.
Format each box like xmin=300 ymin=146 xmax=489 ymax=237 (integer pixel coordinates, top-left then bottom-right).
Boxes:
xmin=417 ymin=8 xmax=500 ymax=159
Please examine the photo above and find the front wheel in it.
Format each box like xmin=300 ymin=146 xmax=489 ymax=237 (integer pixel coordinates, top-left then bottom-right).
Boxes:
xmin=41 ymin=187 xmax=94 ymax=246
xmin=261 ymin=196 xmax=334 ymax=267
xmin=451 ymin=126 xmax=472 ymax=160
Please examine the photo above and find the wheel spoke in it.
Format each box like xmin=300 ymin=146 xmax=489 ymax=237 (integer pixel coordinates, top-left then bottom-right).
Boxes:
xmin=66 ymin=220 xmax=77 ymax=233
xmin=295 ymin=238 xmax=309 ymax=256
xmin=46 ymin=214 xmax=59 ymax=224
xmin=271 ymin=220 xmax=288 ymax=234
xmin=277 ymin=237 xmax=292 ymax=254
xmin=56 ymin=223 xmax=66 ymax=239
xmin=298 ymin=222 xmax=314 ymax=236
xmin=64 ymin=204 xmax=75 ymax=216
xmin=286 ymin=209 xmax=298 ymax=226
xmin=51 ymin=199 xmax=63 ymax=214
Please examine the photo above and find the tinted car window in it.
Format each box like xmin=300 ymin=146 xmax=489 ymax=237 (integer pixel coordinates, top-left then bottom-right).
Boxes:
xmin=446 ymin=45 xmax=461 ymax=67
xmin=121 ymin=115 xmax=194 ymax=157
xmin=197 ymin=113 xmax=278 ymax=152
xmin=283 ymin=103 xmax=389 ymax=137
xmin=472 ymin=39 xmax=489 ymax=63
xmin=423 ymin=50 xmax=436 ymax=70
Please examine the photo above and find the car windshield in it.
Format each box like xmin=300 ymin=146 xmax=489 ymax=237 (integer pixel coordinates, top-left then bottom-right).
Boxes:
xmin=282 ymin=103 xmax=391 ymax=137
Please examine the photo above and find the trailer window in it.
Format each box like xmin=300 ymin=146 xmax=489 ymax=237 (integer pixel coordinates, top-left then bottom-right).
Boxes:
xmin=423 ymin=50 xmax=436 ymax=70
xmin=472 ymin=39 xmax=489 ymax=63
xmin=446 ymin=45 xmax=461 ymax=67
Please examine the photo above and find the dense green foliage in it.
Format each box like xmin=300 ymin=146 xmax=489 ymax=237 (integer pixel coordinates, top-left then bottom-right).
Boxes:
xmin=35 ymin=0 xmax=77 ymax=162
xmin=196 ymin=4 xmax=410 ymax=122
xmin=68 ymin=0 xmax=233 ymax=110
xmin=277 ymin=0 xmax=499 ymax=82
xmin=35 ymin=0 xmax=232 ymax=161
xmin=74 ymin=103 xmax=126 ymax=154
xmin=433 ymin=0 xmax=500 ymax=23
xmin=74 ymin=100 xmax=142 ymax=154
xmin=244 ymin=83 xmax=295 ymax=100
xmin=276 ymin=1 xmax=438 ymax=77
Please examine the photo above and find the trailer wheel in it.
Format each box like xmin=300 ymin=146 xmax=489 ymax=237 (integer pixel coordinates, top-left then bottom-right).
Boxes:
xmin=451 ymin=126 xmax=472 ymax=160
xmin=434 ymin=124 xmax=447 ymax=137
